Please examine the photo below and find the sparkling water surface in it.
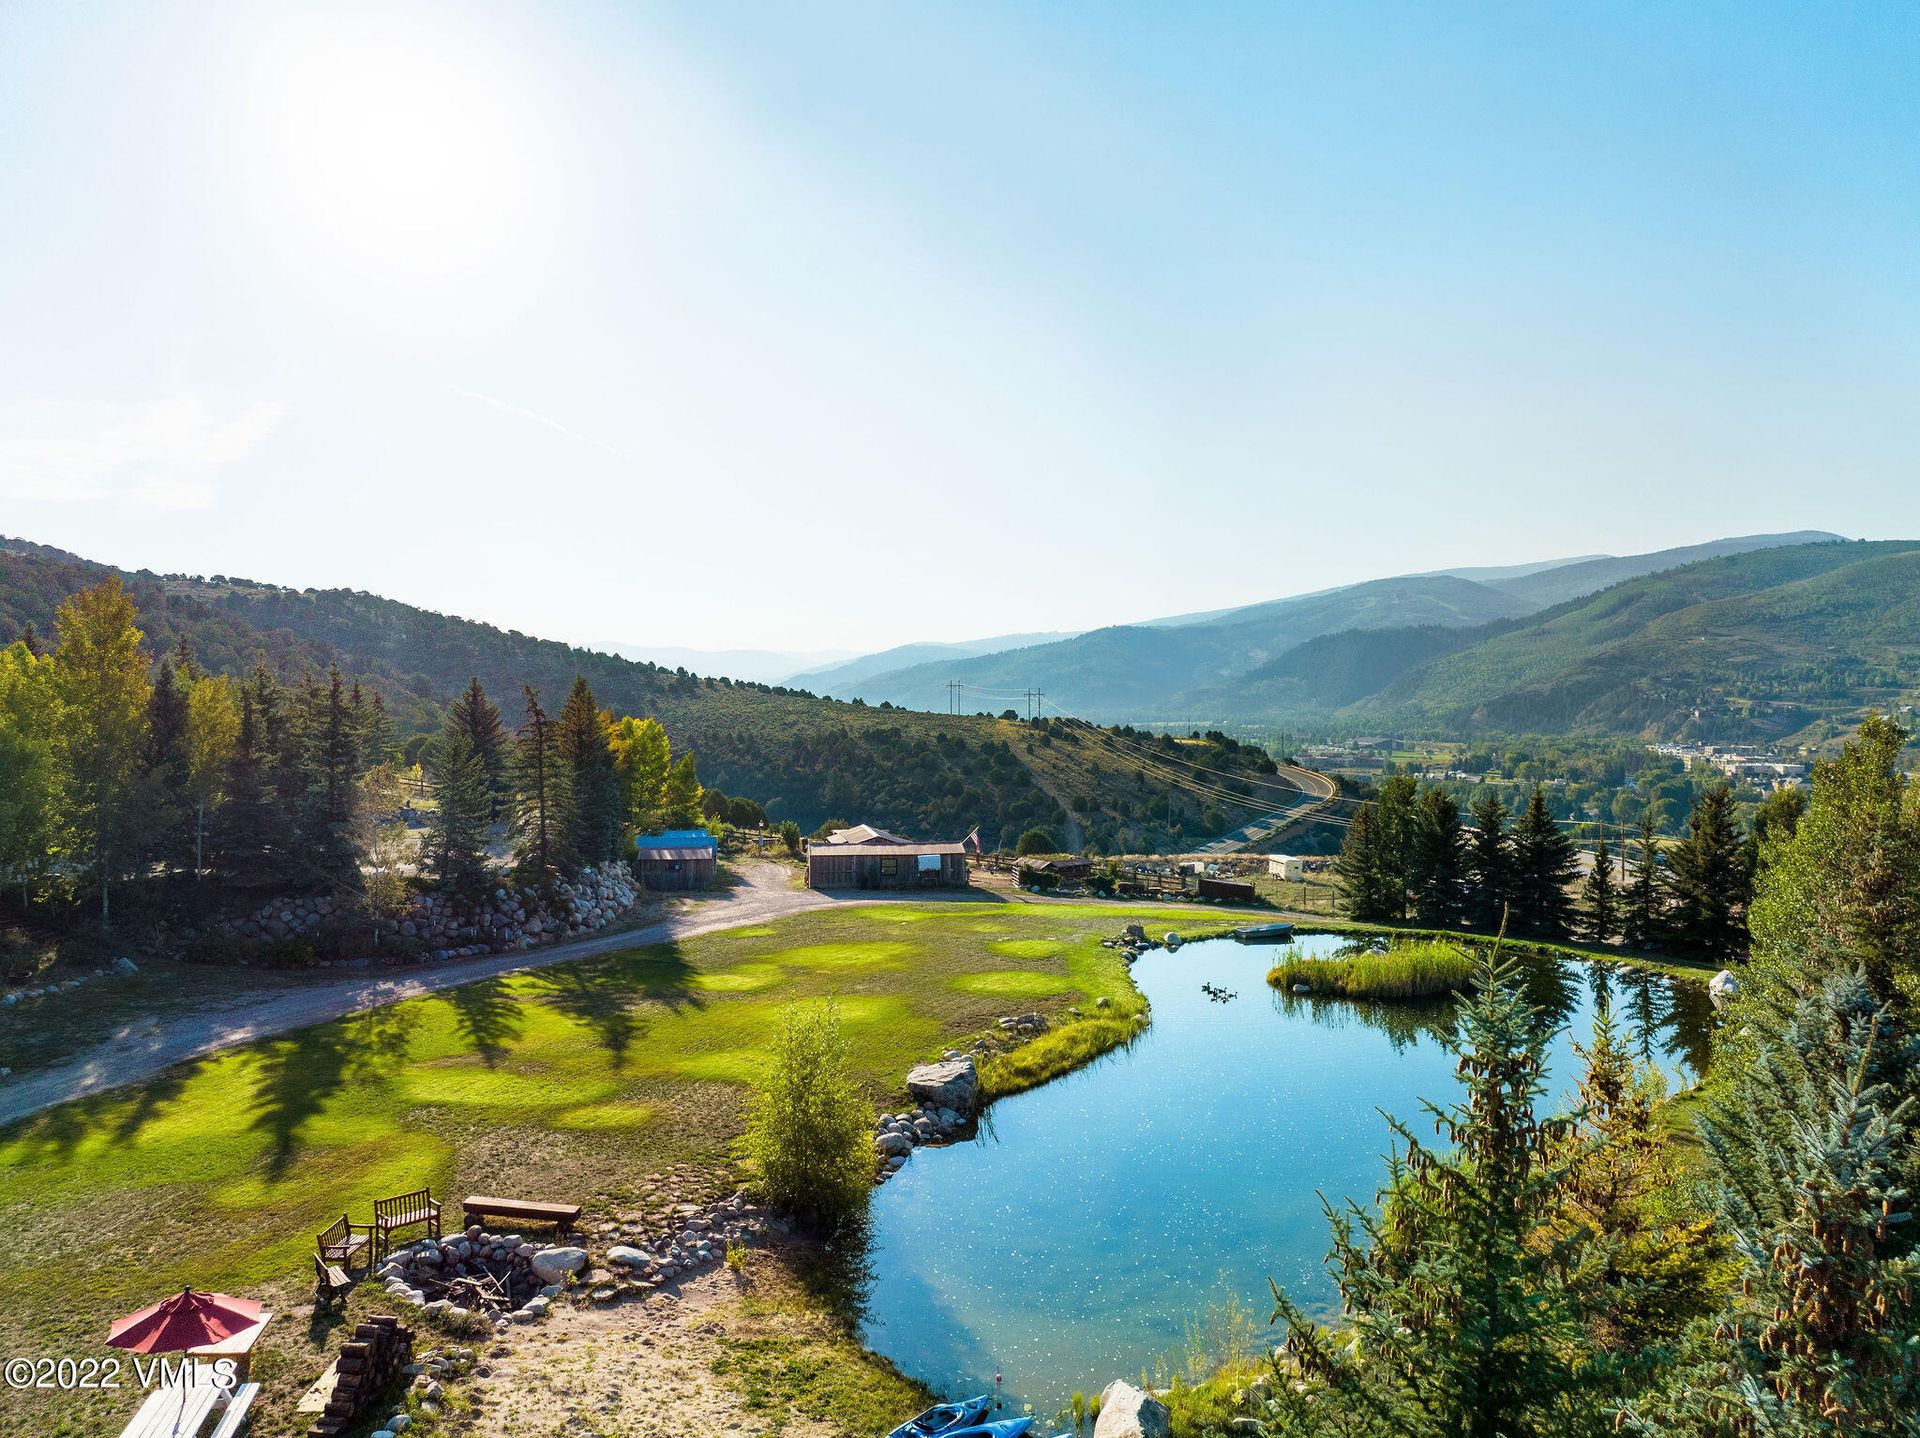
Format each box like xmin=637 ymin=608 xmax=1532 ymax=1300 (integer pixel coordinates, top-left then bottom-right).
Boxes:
xmin=857 ymin=933 xmax=1711 ymax=1420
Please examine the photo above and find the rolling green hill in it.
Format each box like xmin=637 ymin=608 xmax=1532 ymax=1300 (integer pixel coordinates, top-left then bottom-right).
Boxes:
xmin=0 ymin=539 xmax=1271 ymax=851
xmin=822 ymin=532 xmax=1840 ymax=721
xmin=834 ymin=574 xmax=1536 ymax=718
xmin=1169 ymin=537 xmax=1920 ymax=742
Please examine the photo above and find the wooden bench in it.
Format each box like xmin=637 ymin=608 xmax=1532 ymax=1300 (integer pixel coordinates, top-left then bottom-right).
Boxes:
xmin=371 ymin=1189 xmax=440 ymax=1259
xmin=313 ymin=1253 xmax=353 ymax=1310
xmin=208 ymin=1381 xmax=260 ymax=1438
xmin=462 ymin=1195 xmax=581 ymax=1236
xmin=315 ymin=1214 xmax=367 ymax=1269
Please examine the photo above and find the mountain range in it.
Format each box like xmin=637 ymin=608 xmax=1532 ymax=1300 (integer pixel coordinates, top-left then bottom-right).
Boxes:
xmin=800 ymin=532 xmax=1856 ymax=731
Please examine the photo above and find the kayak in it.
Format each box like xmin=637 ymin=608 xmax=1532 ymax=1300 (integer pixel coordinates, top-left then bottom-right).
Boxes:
xmin=943 ymin=1423 xmax=1034 ymax=1438
xmin=884 ymin=1395 xmax=994 ymax=1438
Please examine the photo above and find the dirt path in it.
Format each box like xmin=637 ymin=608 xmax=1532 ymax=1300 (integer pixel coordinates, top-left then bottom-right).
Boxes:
xmin=0 ymin=863 xmax=851 ymax=1127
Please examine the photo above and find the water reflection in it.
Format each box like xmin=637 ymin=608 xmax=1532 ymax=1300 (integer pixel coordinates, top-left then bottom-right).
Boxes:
xmin=859 ymin=934 xmax=1712 ymax=1417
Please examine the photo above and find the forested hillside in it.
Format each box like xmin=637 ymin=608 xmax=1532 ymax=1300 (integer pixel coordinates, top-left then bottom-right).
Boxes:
xmin=0 ymin=539 xmax=1271 ymax=849
xmin=1162 ymin=537 xmax=1920 ymax=741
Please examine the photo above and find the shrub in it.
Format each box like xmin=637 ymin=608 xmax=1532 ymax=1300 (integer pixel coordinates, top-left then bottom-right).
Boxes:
xmin=742 ymin=998 xmax=874 ymax=1231
xmin=1268 ymin=938 xmax=1477 ymax=1001
xmin=1015 ymin=828 xmax=1060 ymax=856
xmin=777 ymin=819 xmax=802 ymax=855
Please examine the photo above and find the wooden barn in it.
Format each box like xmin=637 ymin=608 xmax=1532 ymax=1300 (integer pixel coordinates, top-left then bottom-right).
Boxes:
xmin=806 ymin=834 xmax=971 ymax=891
xmin=633 ymin=829 xmax=718 ymax=890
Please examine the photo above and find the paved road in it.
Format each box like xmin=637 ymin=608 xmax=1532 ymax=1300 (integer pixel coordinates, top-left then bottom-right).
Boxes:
xmin=1197 ymin=762 xmax=1339 ymax=855
xmin=0 ymin=863 xmax=856 ymax=1126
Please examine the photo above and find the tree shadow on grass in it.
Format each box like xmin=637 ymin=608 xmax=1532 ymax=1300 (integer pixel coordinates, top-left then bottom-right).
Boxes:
xmin=525 ymin=941 xmax=703 ymax=1071
xmin=248 ymin=1004 xmax=419 ymax=1182
xmin=444 ymin=975 xmax=525 ymax=1068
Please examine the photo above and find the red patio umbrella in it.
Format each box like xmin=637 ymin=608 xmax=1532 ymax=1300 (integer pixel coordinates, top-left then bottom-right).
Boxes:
xmin=107 ymin=1289 xmax=263 ymax=1354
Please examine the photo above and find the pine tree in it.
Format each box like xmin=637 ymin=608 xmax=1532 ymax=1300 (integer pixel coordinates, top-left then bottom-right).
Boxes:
xmin=1509 ymin=786 xmax=1577 ymax=937
xmin=142 ymin=656 xmax=193 ymax=874
xmin=1263 ymin=951 xmax=1613 ymax=1437
xmin=555 ymin=675 xmax=620 ymax=868
xmin=1578 ymin=834 xmax=1618 ymax=944
xmin=512 ymin=685 xmax=571 ymax=880
xmin=358 ymin=688 xmax=395 ymax=769
xmin=428 ymin=726 xmax=492 ymax=892
xmin=1337 ymin=806 xmax=1398 ymax=922
xmin=1663 ymin=786 xmax=1748 ymax=961
xmin=1635 ymin=969 xmax=1920 ymax=1434
xmin=1748 ymin=713 xmax=1920 ymax=1006
xmin=1410 ymin=786 xmax=1464 ymax=928
xmin=1463 ymin=794 xmax=1510 ymax=933
xmin=1621 ymin=809 xmax=1663 ymax=950
xmin=449 ymin=677 xmax=509 ymax=822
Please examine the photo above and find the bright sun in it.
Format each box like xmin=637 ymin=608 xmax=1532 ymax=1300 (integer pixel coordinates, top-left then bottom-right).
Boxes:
xmin=247 ymin=10 xmax=546 ymax=291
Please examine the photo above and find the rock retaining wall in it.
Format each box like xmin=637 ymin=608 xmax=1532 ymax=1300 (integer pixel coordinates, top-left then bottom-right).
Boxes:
xmin=215 ymin=862 xmax=639 ymax=964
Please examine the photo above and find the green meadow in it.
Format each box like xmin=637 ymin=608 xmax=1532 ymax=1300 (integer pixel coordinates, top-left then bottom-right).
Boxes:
xmin=0 ymin=902 xmax=1174 ymax=1437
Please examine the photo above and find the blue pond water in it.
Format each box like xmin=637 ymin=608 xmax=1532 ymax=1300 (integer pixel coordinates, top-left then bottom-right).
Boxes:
xmin=857 ymin=934 xmax=1712 ymax=1418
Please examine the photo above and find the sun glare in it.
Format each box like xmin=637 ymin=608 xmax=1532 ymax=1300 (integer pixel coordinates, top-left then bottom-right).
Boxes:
xmin=246 ymin=12 xmax=545 ymax=291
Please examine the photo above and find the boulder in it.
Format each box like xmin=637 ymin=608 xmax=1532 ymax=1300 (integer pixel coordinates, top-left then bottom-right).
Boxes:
xmin=606 ymin=1245 xmax=650 ymax=1268
xmin=906 ymin=1058 xmax=979 ymax=1116
xmin=1708 ymin=970 xmax=1739 ymax=1009
xmin=875 ymin=1131 xmax=913 ymax=1157
xmin=1094 ymin=1380 xmax=1171 ymax=1438
xmin=112 ymin=956 xmax=138 ymax=976
xmin=529 ymin=1246 xmax=588 ymax=1283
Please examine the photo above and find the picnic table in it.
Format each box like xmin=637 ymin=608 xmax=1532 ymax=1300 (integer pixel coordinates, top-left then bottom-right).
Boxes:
xmin=116 ymin=1376 xmax=258 ymax=1438
xmin=186 ymin=1310 xmax=272 ymax=1384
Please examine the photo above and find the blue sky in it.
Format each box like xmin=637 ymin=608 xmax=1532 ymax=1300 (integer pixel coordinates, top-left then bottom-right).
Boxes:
xmin=2 ymin=1 xmax=1915 ymax=652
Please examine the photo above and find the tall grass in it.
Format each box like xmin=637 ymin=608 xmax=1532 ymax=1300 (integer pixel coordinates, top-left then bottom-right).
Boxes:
xmin=1268 ymin=938 xmax=1477 ymax=1001
xmin=978 ymin=1011 xmax=1148 ymax=1099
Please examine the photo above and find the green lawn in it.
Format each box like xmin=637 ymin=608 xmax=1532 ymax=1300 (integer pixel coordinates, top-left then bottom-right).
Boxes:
xmin=0 ymin=901 xmax=1174 ymax=1438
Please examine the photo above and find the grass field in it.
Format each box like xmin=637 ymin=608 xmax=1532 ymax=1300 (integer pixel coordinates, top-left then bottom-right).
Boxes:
xmin=0 ymin=901 xmax=1175 ymax=1438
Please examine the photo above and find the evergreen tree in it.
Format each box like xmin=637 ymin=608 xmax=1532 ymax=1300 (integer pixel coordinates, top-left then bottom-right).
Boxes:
xmin=1337 ymin=805 xmax=1399 ymax=922
xmin=142 ymin=655 xmax=193 ymax=873
xmin=1410 ymin=786 xmax=1464 ymax=928
xmin=448 ymin=677 xmax=508 ymax=821
xmin=1577 ymin=834 xmax=1618 ymax=944
xmin=292 ymin=667 xmax=359 ymax=887
xmin=428 ymin=726 xmax=492 ymax=892
xmin=358 ymin=688 xmax=395 ymax=769
xmin=556 ymin=675 xmax=620 ymax=867
xmin=215 ymin=666 xmax=300 ymax=888
xmin=1620 ymin=808 xmax=1663 ymax=950
xmin=1263 ymin=951 xmax=1613 ymax=1437
xmin=1748 ymin=713 xmax=1920 ymax=1006
xmin=1508 ymin=786 xmax=1577 ymax=937
xmin=1663 ymin=786 xmax=1748 ymax=961
xmin=511 ymin=685 xmax=571 ymax=880
xmin=50 ymin=578 xmax=151 ymax=921
xmin=1463 ymin=794 xmax=1510 ymax=933
xmin=1638 ymin=969 xmax=1920 ymax=1434
xmin=662 ymin=751 xmax=703 ymax=828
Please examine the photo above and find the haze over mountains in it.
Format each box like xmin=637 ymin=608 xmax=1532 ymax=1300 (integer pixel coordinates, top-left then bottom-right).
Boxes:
xmin=802 ymin=533 xmax=1851 ymax=725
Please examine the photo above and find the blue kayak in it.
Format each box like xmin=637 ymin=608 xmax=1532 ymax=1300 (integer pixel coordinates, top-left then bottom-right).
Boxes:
xmin=943 ymin=1423 xmax=1033 ymax=1438
xmin=884 ymin=1395 xmax=994 ymax=1438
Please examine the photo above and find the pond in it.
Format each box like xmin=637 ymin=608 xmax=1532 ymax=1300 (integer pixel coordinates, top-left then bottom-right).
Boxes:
xmin=856 ymin=933 xmax=1713 ymax=1420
